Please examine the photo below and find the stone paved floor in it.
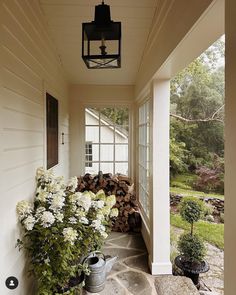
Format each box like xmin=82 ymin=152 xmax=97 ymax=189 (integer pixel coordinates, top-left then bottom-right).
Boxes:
xmin=82 ymin=232 xmax=203 ymax=295
xmin=82 ymin=231 xmax=157 ymax=295
xmin=81 ymin=230 xmax=224 ymax=295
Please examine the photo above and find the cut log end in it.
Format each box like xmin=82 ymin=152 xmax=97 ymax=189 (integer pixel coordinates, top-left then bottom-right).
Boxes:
xmin=76 ymin=172 xmax=141 ymax=232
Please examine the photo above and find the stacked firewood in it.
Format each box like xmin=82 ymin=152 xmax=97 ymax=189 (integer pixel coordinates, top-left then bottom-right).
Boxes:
xmin=76 ymin=172 xmax=141 ymax=232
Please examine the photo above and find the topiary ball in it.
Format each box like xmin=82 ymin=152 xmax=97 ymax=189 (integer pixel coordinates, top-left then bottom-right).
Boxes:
xmin=179 ymin=197 xmax=205 ymax=224
xmin=177 ymin=232 xmax=206 ymax=262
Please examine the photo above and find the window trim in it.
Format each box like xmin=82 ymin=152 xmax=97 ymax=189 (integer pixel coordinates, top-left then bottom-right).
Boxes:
xmin=46 ymin=92 xmax=58 ymax=169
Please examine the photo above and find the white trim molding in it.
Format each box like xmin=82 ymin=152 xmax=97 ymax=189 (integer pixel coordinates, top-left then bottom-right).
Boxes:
xmin=149 ymin=258 xmax=173 ymax=275
xmin=149 ymin=79 xmax=172 ymax=275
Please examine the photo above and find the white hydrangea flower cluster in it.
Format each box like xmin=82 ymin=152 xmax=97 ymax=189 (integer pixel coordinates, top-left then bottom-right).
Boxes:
xmin=91 ymin=219 xmax=105 ymax=231
xmin=90 ymin=219 xmax=107 ymax=238
xmin=95 ymin=190 xmax=106 ymax=202
xmin=69 ymin=193 xmax=89 ymax=211
xmin=79 ymin=216 xmax=89 ymax=225
xmin=35 ymin=168 xmax=65 ymax=208
xmin=40 ymin=211 xmax=55 ymax=228
xmin=55 ymin=212 xmax=64 ymax=222
xmin=50 ymin=194 xmax=65 ymax=212
xmin=16 ymin=200 xmax=33 ymax=221
xmin=36 ymin=191 xmax=49 ymax=203
xmin=67 ymin=176 xmax=78 ymax=192
xmin=100 ymin=231 xmax=108 ymax=239
xmin=91 ymin=200 xmax=104 ymax=210
xmin=110 ymin=208 xmax=119 ymax=218
xmin=23 ymin=215 xmax=36 ymax=231
xmin=68 ymin=217 xmax=77 ymax=224
xmin=63 ymin=227 xmax=78 ymax=245
xmin=35 ymin=206 xmax=46 ymax=219
xmin=105 ymin=195 xmax=116 ymax=207
xmin=33 ymin=168 xmax=66 ymax=227
xmin=77 ymin=193 xmax=91 ymax=212
xmin=36 ymin=167 xmax=54 ymax=183
xmin=17 ymin=167 xmax=119 ymax=251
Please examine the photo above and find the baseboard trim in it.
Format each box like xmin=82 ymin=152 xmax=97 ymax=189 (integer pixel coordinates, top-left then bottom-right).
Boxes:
xmin=148 ymin=256 xmax=172 ymax=275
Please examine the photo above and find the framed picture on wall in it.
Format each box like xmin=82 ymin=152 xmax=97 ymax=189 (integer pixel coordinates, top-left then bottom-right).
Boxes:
xmin=46 ymin=92 xmax=58 ymax=169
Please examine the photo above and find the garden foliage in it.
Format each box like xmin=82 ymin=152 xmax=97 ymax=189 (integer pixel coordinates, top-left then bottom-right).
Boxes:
xmin=170 ymin=37 xmax=225 ymax=194
xmin=16 ymin=168 xmax=118 ymax=295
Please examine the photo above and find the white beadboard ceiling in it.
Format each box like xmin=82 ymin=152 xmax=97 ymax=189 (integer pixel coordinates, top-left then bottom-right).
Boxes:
xmin=39 ymin=0 xmax=158 ymax=85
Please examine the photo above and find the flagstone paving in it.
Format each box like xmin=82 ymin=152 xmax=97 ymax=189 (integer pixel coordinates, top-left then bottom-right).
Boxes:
xmin=83 ymin=232 xmax=223 ymax=295
xmin=90 ymin=232 xmax=157 ymax=295
xmin=83 ymin=232 xmax=196 ymax=295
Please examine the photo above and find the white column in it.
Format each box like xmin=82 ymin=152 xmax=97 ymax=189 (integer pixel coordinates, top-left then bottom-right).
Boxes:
xmin=225 ymin=1 xmax=236 ymax=294
xmin=149 ymin=79 xmax=172 ymax=275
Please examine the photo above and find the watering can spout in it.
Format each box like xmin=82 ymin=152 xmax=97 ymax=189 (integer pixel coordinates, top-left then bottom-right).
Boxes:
xmin=105 ymin=256 xmax=118 ymax=275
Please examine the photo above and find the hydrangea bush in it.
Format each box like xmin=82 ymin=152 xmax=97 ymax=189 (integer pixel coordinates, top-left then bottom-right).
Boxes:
xmin=16 ymin=167 xmax=118 ymax=295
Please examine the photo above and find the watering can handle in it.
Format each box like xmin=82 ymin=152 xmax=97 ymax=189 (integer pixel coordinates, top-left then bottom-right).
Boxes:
xmin=82 ymin=251 xmax=106 ymax=265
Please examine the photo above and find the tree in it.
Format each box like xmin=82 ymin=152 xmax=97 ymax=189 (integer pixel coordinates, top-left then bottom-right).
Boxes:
xmin=170 ymin=36 xmax=225 ymax=179
xmin=100 ymin=107 xmax=129 ymax=127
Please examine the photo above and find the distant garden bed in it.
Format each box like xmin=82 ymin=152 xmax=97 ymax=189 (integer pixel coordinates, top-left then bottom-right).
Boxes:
xmin=170 ymin=173 xmax=224 ymax=199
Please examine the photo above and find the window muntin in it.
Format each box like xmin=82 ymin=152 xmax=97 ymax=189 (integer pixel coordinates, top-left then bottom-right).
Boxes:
xmin=138 ymin=101 xmax=150 ymax=218
xmin=85 ymin=142 xmax=93 ymax=167
xmin=85 ymin=107 xmax=129 ymax=175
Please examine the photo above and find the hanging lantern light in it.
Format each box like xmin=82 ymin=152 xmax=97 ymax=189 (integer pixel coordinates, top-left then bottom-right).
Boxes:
xmin=82 ymin=1 xmax=121 ymax=69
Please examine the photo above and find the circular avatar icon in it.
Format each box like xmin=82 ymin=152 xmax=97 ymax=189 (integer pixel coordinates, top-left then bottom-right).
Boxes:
xmin=5 ymin=276 xmax=19 ymax=290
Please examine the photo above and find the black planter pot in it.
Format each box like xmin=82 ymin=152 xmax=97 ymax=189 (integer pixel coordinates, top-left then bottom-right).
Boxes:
xmin=174 ymin=255 xmax=209 ymax=289
xmin=56 ymin=273 xmax=84 ymax=294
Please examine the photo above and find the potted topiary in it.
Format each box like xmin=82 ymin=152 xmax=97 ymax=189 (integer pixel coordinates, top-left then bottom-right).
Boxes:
xmin=174 ymin=197 xmax=209 ymax=289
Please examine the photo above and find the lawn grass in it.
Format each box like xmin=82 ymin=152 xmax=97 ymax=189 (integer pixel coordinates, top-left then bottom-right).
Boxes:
xmin=171 ymin=173 xmax=198 ymax=185
xmin=170 ymin=187 xmax=224 ymax=199
xmin=170 ymin=213 xmax=224 ymax=250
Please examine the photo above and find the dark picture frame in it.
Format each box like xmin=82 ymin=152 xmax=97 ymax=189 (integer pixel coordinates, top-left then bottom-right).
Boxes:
xmin=46 ymin=93 xmax=58 ymax=169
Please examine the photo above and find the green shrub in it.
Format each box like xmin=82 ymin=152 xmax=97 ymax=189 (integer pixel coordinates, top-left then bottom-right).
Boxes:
xmin=203 ymin=203 xmax=213 ymax=217
xmin=179 ymin=197 xmax=205 ymax=224
xmin=178 ymin=233 xmax=206 ymax=262
xmin=193 ymin=156 xmax=224 ymax=194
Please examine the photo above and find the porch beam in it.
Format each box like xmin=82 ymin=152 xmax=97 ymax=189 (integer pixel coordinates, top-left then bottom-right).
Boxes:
xmin=149 ymin=79 xmax=172 ymax=275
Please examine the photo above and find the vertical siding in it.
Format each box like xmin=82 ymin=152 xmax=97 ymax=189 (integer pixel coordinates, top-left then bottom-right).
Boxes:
xmin=0 ymin=0 xmax=69 ymax=294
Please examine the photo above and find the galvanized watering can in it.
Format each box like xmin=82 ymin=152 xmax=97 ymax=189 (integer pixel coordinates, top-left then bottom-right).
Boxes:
xmin=83 ymin=251 xmax=117 ymax=293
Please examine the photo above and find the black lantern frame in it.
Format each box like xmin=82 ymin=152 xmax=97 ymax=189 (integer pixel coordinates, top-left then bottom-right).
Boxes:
xmin=82 ymin=2 xmax=121 ymax=69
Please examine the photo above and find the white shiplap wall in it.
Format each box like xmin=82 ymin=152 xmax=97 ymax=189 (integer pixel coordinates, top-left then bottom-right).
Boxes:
xmin=0 ymin=0 xmax=70 ymax=294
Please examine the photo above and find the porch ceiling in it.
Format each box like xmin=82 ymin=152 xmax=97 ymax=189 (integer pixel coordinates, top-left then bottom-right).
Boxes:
xmin=39 ymin=0 xmax=158 ymax=85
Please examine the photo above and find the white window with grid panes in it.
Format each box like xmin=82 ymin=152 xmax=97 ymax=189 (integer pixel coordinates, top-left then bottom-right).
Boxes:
xmin=138 ymin=101 xmax=150 ymax=219
xmin=85 ymin=107 xmax=129 ymax=175
xmin=85 ymin=142 xmax=93 ymax=167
